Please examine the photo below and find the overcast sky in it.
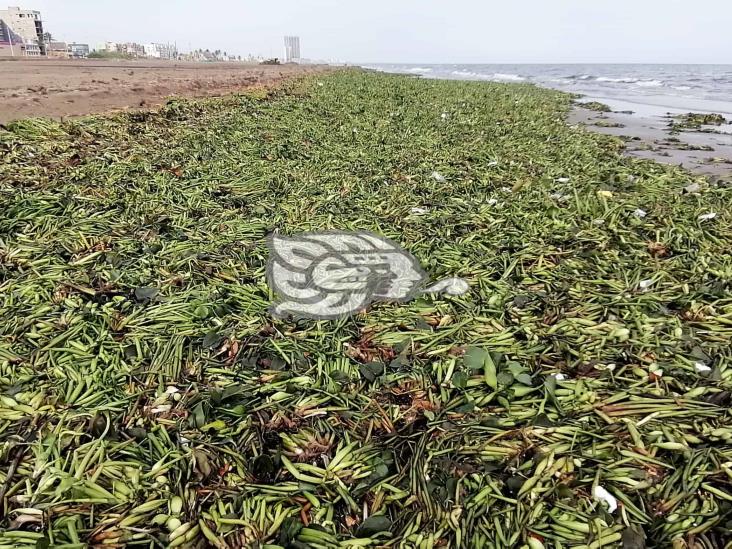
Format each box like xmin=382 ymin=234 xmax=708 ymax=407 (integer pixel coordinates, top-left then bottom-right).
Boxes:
xmin=22 ymin=0 xmax=732 ymax=63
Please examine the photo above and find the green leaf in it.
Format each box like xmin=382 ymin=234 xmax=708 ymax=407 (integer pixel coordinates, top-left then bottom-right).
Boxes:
xmin=203 ymin=330 xmax=223 ymax=349
xmin=452 ymin=371 xmax=468 ymax=388
xmin=497 ymin=371 xmax=514 ymax=386
xmin=134 ymin=287 xmax=159 ymax=301
xmin=359 ymin=361 xmax=385 ymax=382
xmin=464 ymin=346 xmax=488 ymax=370
xmin=515 ymin=373 xmax=533 ymax=386
xmin=357 ymin=515 xmax=392 ymax=537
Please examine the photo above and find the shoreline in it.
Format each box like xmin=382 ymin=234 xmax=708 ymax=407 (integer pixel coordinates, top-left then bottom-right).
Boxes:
xmin=368 ymin=65 xmax=732 ymax=178
xmin=569 ymin=101 xmax=732 ymax=179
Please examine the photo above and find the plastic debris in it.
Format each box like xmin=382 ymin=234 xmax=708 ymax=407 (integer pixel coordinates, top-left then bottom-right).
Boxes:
xmin=593 ymin=486 xmax=618 ymax=513
xmin=410 ymin=207 xmax=429 ymax=215
xmin=695 ymin=362 xmax=712 ymax=373
xmin=638 ymin=279 xmax=654 ymax=290
xmin=698 ymin=212 xmax=717 ymax=221
xmin=633 ymin=208 xmax=647 ymax=218
xmin=556 ymin=177 xmax=570 ymax=183
xmin=431 ymin=171 xmax=446 ymax=183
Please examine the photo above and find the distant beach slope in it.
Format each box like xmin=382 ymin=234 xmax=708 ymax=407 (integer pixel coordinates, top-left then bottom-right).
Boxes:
xmin=1 ymin=71 xmax=731 ymax=548
xmin=0 ymin=59 xmax=333 ymax=124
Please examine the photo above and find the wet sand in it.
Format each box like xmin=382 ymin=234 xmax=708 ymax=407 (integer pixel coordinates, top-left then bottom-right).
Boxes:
xmin=0 ymin=58 xmax=333 ymax=124
xmin=570 ymin=97 xmax=732 ymax=179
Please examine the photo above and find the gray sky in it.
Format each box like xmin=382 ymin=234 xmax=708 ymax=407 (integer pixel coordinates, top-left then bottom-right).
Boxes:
xmin=21 ymin=0 xmax=732 ymax=63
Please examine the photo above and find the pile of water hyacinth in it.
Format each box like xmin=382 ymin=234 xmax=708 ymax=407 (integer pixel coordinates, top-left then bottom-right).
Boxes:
xmin=1 ymin=70 xmax=732 ymax=548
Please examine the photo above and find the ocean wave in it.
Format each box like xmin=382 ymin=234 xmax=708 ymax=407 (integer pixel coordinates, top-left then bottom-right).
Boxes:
xmin=492 ymin=73 xmax=525 ymax=81
xmin=635 ymin=80 xmax=664 ymax=87
xmin=405 ymin=67 xmax=432 ymax=73
xmin=449 ymin=70 xmax=525 ymax=82
xmin=673 ymin=85 xmax=692 ymax=91
xmin=451 ymin=70 xmax=487 ymax=78
xmin=596 ymin=76 xmax=638 ymax=83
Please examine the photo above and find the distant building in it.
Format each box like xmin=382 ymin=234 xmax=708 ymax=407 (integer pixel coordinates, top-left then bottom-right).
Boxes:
xmin=97 ymin=41 xmax=119 ymax=52
xmin=0 ymin=17 xmax=38 ymax=56
xmin=47 ymin=40 xmax=70 ymax=58
xmin=0 ymin=6 xmax=45 ymax=54
xmin=143 ymin=42 xmax=177 ymax=60
xmin=284 ymin=35 xmax=300 ymax=63
xmin=69 ymin=43 xmax=89 ymax=58
xmin=120 ymin=42 xmax=144 ymax=57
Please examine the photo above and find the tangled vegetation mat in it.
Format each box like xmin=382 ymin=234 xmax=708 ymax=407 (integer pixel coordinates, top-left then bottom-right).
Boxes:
xmin=1 ymin=71 xmax=732 ymax=548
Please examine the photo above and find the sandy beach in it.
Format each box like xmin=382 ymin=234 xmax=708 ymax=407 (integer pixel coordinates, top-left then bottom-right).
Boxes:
xmin=0 ymin=58 xmax=332 ymax=124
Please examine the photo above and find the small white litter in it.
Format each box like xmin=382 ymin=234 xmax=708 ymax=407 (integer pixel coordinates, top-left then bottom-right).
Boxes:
xmin=150 ymin=405 xmax=172 ymax=414
xmin=500 ymin=186 xmax=512 ymax=193
xmin=431 ymin=171 xmax=446 ymax=183
xmin=698 ymin=212 xmax=717 ymax=221
xmin=487 ymin=198 xmax=499 ymax=206
xmin=410 ymin=207 xmax=429 ymax=215
xmin=593 ymin=486 xmax=618 ymax=513
xmin=633 ymin=208 xmax=647 ymax=218
xmin=695 ymin=362 xmax=712 ymax=373
xmin=556 ymin=177 xmax=570 ymax=183
xmin=487 ymin=161 xmax=498 ymax=167
xmin=551 ymin=373 xmax=567 ymax=381
xmin=684 ymin=183 xmax=701 ymax=194
xmin=639 ymin=279 xmax=654 ymax=290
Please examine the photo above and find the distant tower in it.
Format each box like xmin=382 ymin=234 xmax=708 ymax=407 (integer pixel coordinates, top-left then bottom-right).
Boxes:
xmin=284 ymin=36 xmax=300 ymax=63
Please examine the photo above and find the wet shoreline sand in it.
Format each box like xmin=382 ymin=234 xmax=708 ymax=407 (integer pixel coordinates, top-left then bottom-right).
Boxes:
xmin=570 ymin=97 xmax=732 ymax=179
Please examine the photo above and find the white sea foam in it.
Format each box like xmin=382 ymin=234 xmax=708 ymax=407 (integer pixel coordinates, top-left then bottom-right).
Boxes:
xmin=596 ymin=76 xmax=638 ymax=83
xmin=636 ymin=80 xmax=664 ymax=87
xmin=492 ymin=73 xmax=525 ymax=81
xmin=405 ymin=67 xmax=432 ymax=73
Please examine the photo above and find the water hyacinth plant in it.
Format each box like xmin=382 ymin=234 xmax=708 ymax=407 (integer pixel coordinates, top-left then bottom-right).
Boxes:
xmin=1 ymin=70 xmax=732 ymax=548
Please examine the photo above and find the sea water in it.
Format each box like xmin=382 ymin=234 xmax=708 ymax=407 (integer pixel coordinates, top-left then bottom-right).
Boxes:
xmin=362 ymin=64 xmax=732 ymax=117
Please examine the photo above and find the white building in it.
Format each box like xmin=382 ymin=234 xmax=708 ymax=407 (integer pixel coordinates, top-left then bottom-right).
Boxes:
xmin=143 ymin=42 xmax=177 ymax=60
xmin=0 ymin=6 xmax=45 ymax=54
xmin=284 ymin=35 xmax=300 ymax=63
